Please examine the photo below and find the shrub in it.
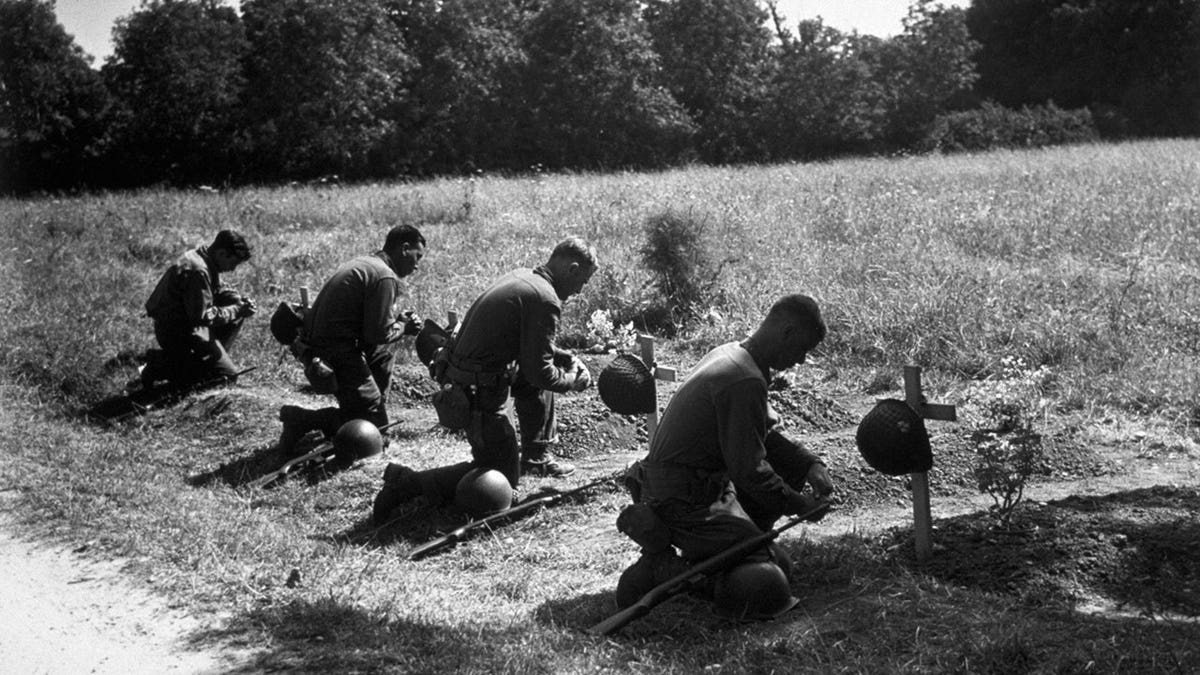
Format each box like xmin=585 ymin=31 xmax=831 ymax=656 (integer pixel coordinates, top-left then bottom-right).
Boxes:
xmin=923 ymin=101 xmax=1098 ymax=153
xmin=639 ymin=209 xmax=726 ymax=330
xmin=962 ymin=357 xmax=1053 ymax=525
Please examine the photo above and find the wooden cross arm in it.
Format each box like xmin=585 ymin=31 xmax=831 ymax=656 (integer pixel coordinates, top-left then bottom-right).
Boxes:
xmin=915 ymin=402 xmax=957 ymax=422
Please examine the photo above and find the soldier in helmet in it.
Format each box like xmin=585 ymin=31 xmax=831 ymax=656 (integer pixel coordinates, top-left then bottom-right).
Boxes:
xmin=141 ymin=229 xmax=256 ymax=389
xmin=372 ymin=237 xmax=596 ymax=525
xmin=275 ymin=224 xmax=426 ymax=455
xmin=617 ymin=294 xmax=835 ymax=616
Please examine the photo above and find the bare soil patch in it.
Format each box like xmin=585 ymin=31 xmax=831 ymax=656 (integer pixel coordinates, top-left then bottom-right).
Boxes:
xmin=0 ymin=516 xmax=241 ymax=674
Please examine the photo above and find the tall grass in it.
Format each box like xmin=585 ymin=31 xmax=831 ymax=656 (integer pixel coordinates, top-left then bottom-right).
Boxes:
xmin=4 ymin=140 xmax=1199 ymax=421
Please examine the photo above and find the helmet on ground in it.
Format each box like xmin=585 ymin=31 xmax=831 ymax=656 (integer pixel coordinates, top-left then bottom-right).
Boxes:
xmin=597 ymin=354 xmax=656 ymax=415
xmin=455 ymin=467 xmax=513 ymax=517
xmin=855 ymin=399 xmax=932 ymax=476
xmin=712 ymin=561 xmax=799 ymax=621
xmin=333 ymin=419 xmax=384 ymax=460
xmin=414 ymin=319 xmax=450 ymax=366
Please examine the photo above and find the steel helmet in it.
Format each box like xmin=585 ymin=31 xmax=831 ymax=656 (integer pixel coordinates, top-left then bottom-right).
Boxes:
xmin=414 ymin=319 xmax=450 ymax=366
xmin=855 ymin=399 xmax=932 ymax=476
xmin=597 ymin=354 xmax=656 ymax=415
xmin=455 ymin=467 xmax=513 ymax=517
xmin=712 ymin=561 xmax=799 ymax=621
xmin=332 ymin=419 xmax=384 ymax=460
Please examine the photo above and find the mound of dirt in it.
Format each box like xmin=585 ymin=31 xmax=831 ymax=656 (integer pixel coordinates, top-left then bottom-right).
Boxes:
xmin=884 ymin=485 xmax=1200 ymax=617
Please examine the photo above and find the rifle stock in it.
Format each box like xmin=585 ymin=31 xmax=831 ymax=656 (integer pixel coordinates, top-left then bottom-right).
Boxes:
xmin=249 ymin=419 xmax=399 ymax=489
xmin=407 ymin=474 xmax=616 ymax=561
xmin=587 ymin=500 xmax=831 ymax=636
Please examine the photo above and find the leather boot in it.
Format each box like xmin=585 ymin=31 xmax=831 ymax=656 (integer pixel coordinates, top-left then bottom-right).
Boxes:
xmin=373 ymin=464 xmax=422 ymax=526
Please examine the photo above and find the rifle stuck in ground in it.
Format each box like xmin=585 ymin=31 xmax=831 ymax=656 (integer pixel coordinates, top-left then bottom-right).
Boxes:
xmin=406 ymin=473 xmax=618 ymax=561
xmin=249 ymin=419 xmax=400 ymax=490
xmin=587 ymin=499 xmax=832 ymax=636
xmin=89 ymin=366 xmax=257 ymax=425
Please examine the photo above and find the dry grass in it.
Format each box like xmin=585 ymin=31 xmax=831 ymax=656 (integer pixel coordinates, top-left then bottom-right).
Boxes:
xmin=2 ymin=139 xmax=1199 ymax=672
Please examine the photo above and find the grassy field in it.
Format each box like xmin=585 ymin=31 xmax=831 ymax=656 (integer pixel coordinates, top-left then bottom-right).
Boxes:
xmin=2 ymin=139 xmax=1199 ymax=673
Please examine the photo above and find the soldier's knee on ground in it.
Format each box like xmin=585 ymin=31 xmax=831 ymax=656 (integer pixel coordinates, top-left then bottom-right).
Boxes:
xmin=615 ymin=549 xmax=690 ymax=609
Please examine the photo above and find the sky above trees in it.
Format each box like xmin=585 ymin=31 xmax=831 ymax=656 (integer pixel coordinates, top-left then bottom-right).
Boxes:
xmin=55 ymin=0 xmax=966 ymax=62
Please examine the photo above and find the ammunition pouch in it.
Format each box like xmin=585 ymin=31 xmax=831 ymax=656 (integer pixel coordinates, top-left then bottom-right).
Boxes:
xmin=303 ymin=354 xmax=338 ymax=395
xmin=431 ymin=383 xmax=471 ymax=430
xmin=617 ymin=503 xmax=673 ymax=554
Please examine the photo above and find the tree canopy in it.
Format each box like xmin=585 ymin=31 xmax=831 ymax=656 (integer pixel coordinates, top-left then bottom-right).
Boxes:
xmin=1 ymin=0 xmax=1196 ymax=192
xmin=1 ymin=0 xmax=111 ymax=190
xmin=103 ymin=0 xmax=248 ymax=185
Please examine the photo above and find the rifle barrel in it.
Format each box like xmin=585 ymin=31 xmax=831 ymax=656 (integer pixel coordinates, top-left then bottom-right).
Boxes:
xmin=250 ymin=419 xmax=401 ymax=489
xmin=406 ymin=474 xmax=617 ymax=560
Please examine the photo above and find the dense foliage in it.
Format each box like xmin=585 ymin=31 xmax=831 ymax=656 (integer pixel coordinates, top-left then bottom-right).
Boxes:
xmin=103 ymin=0 xmax=248 ymax=186
xmin=967 ymin=0 xmax=1200 ymax=138
xmin=1 ymin=0 xmax=1197 ymax=191
xmin=0 ymin=0 xmax=111 ymax=191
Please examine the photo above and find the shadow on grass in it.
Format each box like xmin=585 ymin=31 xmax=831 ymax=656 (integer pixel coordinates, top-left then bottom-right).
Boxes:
xmin=183 ymin=528 xmax=1200 ymax=673
xmin=332 ymin=478 xmax=624 ymax=556
xmin=188 ymin=427 xmax=428 ymax=489
xmin=530 ymin=532 xmax=1200 ymax=673
xmin=888 ymin=485 xmax=1200 ymax=617
xmin=329 ymin=502 xmax=469 ymax=552
xmin=187 ymin=597 xmax=564 ymax=675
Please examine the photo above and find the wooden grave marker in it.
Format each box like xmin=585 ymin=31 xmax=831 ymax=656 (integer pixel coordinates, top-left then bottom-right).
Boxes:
xmin=902 ymin=365 xmax=957 ymax=562
xmin=637 ymin=334 xmax=678 ymax=444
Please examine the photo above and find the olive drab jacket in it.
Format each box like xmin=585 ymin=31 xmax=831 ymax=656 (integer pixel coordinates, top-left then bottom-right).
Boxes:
xmin=304 ymin=251 xmax=405 ymax=350
xmin=448 ymin=265 xmax=576 ymax=393
xmin=145 ymin=245 xmax=239 ymax=338
xmin=638 ymin=342 xmax=820 ymax=515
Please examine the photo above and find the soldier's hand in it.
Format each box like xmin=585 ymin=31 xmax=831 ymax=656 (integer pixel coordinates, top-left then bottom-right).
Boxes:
xmin=570 ymin=361 xmax=592 ymax=392
xmin=238 ymin=299 xmax=258 ymax=318
xmin=806 ymin=463 xmax=834 ymax=500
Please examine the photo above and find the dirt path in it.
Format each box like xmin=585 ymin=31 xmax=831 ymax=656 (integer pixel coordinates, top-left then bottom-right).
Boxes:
xmin=0 ymin=521 xmax=240 ymax=675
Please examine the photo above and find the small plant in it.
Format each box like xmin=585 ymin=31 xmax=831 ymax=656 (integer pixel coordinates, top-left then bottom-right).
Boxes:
xmin=963 ymin=357 xmax=1052 ymax=525
xmin=585 ymin=309 xmax=637 ymax=354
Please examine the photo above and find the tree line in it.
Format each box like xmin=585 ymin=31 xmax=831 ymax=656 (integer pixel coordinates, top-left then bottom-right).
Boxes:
xmin=2 ymin=0 xmax=1197 ymax=193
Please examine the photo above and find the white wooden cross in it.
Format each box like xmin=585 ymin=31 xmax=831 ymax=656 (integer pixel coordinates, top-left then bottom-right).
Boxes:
xmin=637 ymin=334 xmax=678 ymax=444
xmin=903 ymin=365 xmax=957 ymax=562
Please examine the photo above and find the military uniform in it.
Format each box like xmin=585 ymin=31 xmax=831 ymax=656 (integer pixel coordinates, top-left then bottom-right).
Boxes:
xmin=144 ymin=245 xmax=245 ymax=387
xmin=634 ymin=342 xmax=822 ymax=563
xmin=373 ymin=266 xmax=578 ymax=519
xmin=280 ymin=252 xmax=406 ymax=444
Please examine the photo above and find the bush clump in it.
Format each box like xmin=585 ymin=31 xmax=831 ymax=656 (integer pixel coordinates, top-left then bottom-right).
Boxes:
xmin=924 ymin=101 xmax=1098 ymax=153
xmin=639 ymin=209 xmax=726 ymax=332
